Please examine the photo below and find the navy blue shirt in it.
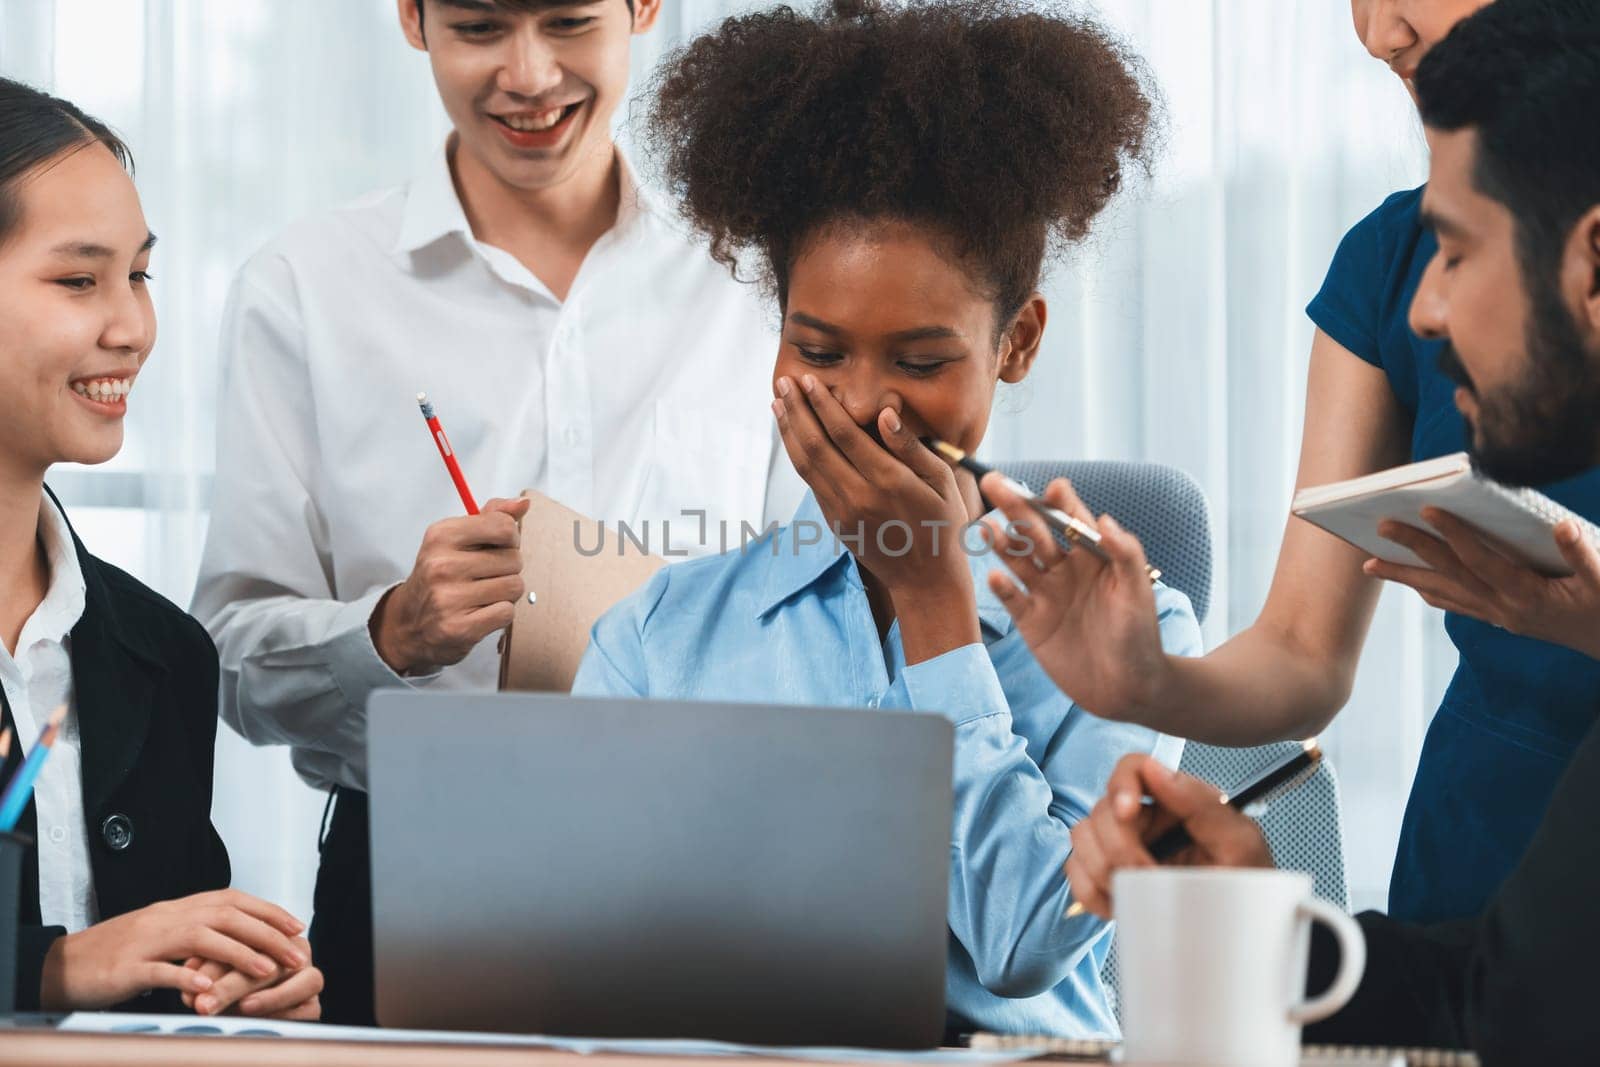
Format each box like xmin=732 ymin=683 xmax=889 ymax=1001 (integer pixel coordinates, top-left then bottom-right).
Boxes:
xmin=1308 ymin=186 xmax=1600 ymax=923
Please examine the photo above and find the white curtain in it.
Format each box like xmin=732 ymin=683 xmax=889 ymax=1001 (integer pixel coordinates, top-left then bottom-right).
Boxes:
xmin=2 ymin=0 xmax=1445 ymax=919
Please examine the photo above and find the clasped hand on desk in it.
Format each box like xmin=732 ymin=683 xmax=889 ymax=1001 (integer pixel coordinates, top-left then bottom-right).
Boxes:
xmin=39 ymin=888 xmax=321 ymax=1019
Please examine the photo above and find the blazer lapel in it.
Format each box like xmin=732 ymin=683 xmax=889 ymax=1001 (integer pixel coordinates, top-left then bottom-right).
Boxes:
xmin=72 ymin=612 xmax=156 ymax=820
xmin=51 ymin=491 xmax=161 ymax=820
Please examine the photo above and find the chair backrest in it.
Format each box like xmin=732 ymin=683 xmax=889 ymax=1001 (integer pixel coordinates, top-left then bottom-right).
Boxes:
xmin=1178 ymin=742 xmax=1351 ymax=911
xmin=994 ymin=460 xmax=1214 ymax=625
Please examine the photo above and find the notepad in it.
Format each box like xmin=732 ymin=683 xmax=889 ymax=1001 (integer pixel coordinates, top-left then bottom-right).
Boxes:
xmin=1291 ymin=452 xmax=1599 ymax=577
xmin=58 ymin=1013 xmax=1044 ymax=1062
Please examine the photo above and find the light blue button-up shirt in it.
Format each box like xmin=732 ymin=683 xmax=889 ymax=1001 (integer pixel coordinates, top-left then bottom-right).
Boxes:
xmin=573 ymin=492 xmax=1200 ymax=1037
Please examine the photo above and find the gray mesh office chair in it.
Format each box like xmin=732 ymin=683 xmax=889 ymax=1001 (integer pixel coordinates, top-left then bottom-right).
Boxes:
xmin=993 ymin=461 xmax=1350 ymax=1018
xmin=1177 ymin=742 xmax=1350 ymax=911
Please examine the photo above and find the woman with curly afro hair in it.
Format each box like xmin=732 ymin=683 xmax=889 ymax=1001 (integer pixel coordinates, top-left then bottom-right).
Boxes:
xmin=573 ymin=0 xmax=1201 ymax=1038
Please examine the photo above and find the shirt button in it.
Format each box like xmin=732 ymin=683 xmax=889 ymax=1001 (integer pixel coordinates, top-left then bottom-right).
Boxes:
xmin=47 ymin=826 xmax=67 ymax=845
xmin=101 ymin=813 xmax=134 ymax=852
xmin=867 ymin=695 xmax=881 ymax=708
xmin=561 ymin=426 xmax=581 ymax=447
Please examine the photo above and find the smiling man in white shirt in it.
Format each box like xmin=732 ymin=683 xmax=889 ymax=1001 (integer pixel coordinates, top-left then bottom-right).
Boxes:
xmin=191 ymin=0 xmax=798 ymax=1025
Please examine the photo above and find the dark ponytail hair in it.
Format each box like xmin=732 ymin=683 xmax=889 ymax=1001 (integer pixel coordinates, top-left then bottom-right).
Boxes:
xmin=0 ymin=77 xmax=132 ymax=246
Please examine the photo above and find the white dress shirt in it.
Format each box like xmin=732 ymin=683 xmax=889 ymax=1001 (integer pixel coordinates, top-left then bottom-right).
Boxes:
xmin=0 ymin=495 xmax=98 ymax=932
xmin=192 ymin=142 xmax=802 ymax=793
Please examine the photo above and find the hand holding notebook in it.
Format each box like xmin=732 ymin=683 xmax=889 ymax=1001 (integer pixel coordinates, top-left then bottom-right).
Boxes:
xmin=1293 ymin=453 xmax=1600 ymax=658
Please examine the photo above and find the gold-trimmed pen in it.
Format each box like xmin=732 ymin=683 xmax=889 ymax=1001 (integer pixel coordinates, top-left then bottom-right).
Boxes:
xmin=926 ymin=438 xmax=1162 ymax=585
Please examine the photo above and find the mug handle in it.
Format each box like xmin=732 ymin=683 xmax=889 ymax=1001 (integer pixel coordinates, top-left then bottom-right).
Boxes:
xmin=1288 ymin=897 xmax=1367 ymax=1025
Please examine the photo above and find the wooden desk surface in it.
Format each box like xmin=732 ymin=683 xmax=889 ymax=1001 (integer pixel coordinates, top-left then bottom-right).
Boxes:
xmin=0 ymin=1031 xmax=1013 ymax=1067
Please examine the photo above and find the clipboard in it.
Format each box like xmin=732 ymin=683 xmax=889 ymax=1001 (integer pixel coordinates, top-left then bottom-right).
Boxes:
xmin=497 ymin=489 xmax=666 ymax=693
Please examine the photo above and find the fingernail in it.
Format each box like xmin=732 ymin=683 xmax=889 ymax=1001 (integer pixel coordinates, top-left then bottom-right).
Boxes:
xmin=194 ymin=974 xmax=214 ymax=991
xmin=289 ymin=949 xmax=307 ymax=967
xmin=883 ymin=409 xmax=902 ymax=433
xmin=771 ymin=399 xmax=784 ymax=419
xmin=801 ymin=374 xmax=817 ymax=393
xmin=254 ymin=957 xmax=276 ymax=977
xmin=240 ymin=997 xmax=259 ymax=1015
xmin=196 ymin=995 xmax=215 ymax=1014
xmin=1104 ymin=516 xmax=1122 ymax=533
xmin=775 ymin=377 xmax=792 ymax=398
xmin=1114 ymin=790 xmax=1139 ymax=817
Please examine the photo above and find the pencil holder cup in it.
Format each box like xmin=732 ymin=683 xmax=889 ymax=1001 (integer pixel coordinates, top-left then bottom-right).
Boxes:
xmin=0 ymin=832 xmax=27 ymax=1016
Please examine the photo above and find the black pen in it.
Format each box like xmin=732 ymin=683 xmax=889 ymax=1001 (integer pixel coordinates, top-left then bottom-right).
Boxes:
xmin=925 ymin=437 xmax=1162 ymax=585
xmin=1064 ymin=739 xmax=1323 ymax=919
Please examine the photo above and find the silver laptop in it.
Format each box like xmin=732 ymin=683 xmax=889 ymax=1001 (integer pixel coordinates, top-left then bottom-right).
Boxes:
xmin=367 ymin=691 xmax=953 ymax=1048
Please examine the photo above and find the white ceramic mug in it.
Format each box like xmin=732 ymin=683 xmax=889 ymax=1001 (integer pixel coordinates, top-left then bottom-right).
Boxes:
xmin=1112 ymin=868 xmax=1366 ymax=1067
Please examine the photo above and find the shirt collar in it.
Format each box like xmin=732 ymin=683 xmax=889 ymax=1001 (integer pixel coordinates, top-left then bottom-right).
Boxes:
xmin=612 ymin=148 xmax=662 ymax=236
xmin=754 ymin=491 xmax=1014 ymax=639
xmin=18 ymin=492 xmax=89 ymax=650
xmin=34 ymin=486 xmax=171 ymax=672
xmin=393 ymin=137 xmax=660 ymax=257
xmin=393 ymin=138 xmax=471 ymax=255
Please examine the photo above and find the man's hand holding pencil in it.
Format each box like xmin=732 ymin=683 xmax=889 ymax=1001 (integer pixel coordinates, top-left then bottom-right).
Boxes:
xmin=371 ymin=394 xmax=530 ymax=677
xmin=369 ymin=495 xmax=531 ymax=677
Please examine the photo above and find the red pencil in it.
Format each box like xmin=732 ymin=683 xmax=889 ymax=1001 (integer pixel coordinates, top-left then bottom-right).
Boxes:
xmin=416 ymin=392 xmax=480 ymax=515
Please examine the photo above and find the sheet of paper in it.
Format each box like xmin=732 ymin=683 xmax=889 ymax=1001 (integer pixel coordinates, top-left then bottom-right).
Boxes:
xmin=58 ymin=1013 xmax=1047 ymax=1063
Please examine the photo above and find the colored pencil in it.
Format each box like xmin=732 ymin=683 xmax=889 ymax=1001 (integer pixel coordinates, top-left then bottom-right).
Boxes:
xmin=0 ymin=705 xmax=69 ymax=832
xmin=417 ymin=392 xmax=480 ymax=515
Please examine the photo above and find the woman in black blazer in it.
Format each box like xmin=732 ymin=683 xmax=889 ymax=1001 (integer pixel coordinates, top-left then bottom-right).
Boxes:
xmin=0 ymin=79 xmax=321 ymax=1018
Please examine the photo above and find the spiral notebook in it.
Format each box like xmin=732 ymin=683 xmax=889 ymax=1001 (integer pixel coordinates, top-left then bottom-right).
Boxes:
xmin=1291 ymin=452 xmax=1599 ymax=578
xmin=969 ymin=1033 xmax=1477 ymax=1065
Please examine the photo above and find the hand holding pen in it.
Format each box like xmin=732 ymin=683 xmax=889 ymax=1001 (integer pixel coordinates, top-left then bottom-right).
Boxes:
xmin=925 ymin=439 xmax=1160 ymax=585
xmin=1062 ymin=754 xmax=1281 ymax=922
xmin=975 ymin=472 xmax=1176 ymax=723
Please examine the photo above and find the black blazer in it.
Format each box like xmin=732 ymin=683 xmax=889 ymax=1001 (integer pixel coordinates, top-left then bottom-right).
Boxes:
xmin=2 ymin=490 xmax=229 ymax=1011
xmin=1304 ymin=697 xmax=1600 ymax=1065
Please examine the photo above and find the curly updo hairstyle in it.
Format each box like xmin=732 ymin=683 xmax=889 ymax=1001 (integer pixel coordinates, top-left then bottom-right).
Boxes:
xmin=646 ymin=0 xmax=1157 ymax=327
